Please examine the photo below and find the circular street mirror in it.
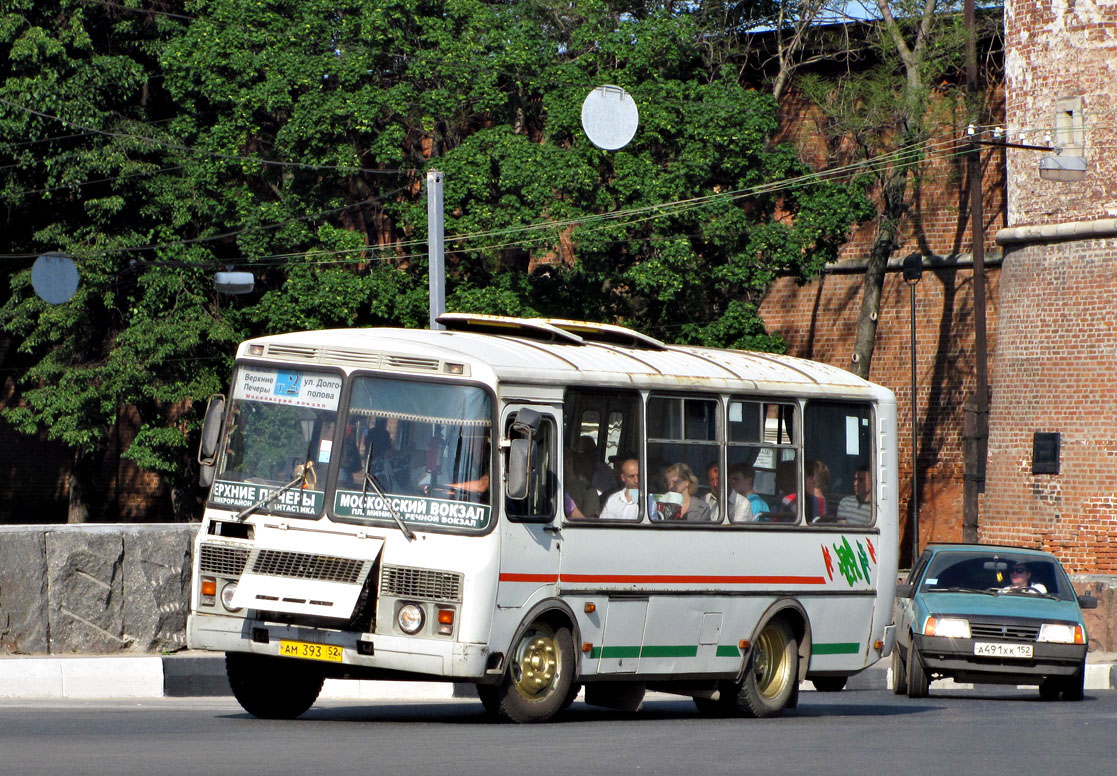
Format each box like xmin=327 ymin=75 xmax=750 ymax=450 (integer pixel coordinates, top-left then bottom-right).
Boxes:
xmin=31 ymin=253 xmax=80 ymax=305
xmin=581 ymin=85 xmax=639 ymax=151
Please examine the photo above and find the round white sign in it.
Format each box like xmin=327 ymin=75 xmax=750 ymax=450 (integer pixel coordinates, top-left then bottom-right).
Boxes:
xmin=581 ymin=85 xmax=639 ymax=151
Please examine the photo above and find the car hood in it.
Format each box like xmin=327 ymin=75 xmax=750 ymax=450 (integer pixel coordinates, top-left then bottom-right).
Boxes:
xmin=916 ymin=591 xmax=1083 ymax=622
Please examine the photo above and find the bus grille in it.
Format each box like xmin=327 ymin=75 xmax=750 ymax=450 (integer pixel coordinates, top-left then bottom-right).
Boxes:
xmin=969 ymin=621 xmax=1042 ymax=642
xmin=198 ymin=543 xmax=250 ymax=577
xmin=251 ymin=550 xmax=365 ymax=584
xmin=380 ymin=565 xmax=463 ymax=602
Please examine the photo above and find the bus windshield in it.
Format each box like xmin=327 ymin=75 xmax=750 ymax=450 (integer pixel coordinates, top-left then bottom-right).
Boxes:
xmin=332 ymin=376 xmax=493 ymax=532
xmin=209 ymin=365 xmax=342 ymax=518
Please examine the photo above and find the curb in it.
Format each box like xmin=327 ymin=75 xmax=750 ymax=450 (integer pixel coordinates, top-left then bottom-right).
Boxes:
xmin=1 ymin=655 xmax=1112 ymax=701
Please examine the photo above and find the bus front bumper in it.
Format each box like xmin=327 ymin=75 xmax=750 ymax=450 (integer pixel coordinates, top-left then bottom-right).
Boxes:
xmin=188 ymin=613 xmax=490 ymax=680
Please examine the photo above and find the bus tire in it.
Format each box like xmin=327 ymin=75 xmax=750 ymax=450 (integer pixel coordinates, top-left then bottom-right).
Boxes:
xmin=906 ymin=646 xmax=930 ymax=699
xmin=225 ymin=652 xmax=323 ymax=719
xmin=487 ymin=619 xmax=575 ymax=723
xmin=891 ymin=646 xmax=908 ymax=695
xmin=736 ymin=619 xmax=798 ymax=718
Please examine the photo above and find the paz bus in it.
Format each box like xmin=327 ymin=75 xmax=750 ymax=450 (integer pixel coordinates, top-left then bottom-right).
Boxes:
xmin=188 ymin=314 xmax=899 ymax=722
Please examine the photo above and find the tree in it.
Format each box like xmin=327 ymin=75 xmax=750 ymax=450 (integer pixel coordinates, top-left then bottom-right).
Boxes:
xmin=797 ymin=1 xmax=984 ymax=378
xmin=1 ymin=0 xmax=871 ymax=521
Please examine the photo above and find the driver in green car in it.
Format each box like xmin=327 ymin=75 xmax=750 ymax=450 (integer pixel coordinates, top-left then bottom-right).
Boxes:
xmin=1004 ymin=563 xmax=1048 ymax=594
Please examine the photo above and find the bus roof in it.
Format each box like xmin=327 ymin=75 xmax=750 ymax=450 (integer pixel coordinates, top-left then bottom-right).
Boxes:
xmin=240 ymin=314 xmax=891 ymax=399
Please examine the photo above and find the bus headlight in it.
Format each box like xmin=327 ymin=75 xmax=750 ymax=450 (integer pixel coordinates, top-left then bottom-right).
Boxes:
xmin=398 ymin=604 xmax=425 ymax=634
xmin=220 ymin=582 xmax=241 ymax=613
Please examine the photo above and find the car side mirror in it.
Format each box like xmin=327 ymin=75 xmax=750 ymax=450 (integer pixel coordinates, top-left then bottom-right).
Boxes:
xmin=1078 ymin=592 xmax=1099 ymax=610
xmin=895 ymin=583 xmax=914 ymax=598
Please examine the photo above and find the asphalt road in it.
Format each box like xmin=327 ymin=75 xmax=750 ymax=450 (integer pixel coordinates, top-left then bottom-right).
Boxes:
xmin=3 ymin=689 xmax=1116 ymax=776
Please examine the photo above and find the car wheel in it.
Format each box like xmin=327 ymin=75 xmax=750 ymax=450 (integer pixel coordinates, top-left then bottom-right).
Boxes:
xmin=906 ymin=646 xmax=930 ymax=699
xmin=891 ymin=646 xmax=908 ymax=695
xmin=1038 ymin=677 xmax=1061 ymax=701
xmin=1062 ymin=661 xmax=1085 ymax=702
xmin=811 ymin=676 xmax=847 ymax=692
xmin=736 ymin=619 xmax=798 ymax=718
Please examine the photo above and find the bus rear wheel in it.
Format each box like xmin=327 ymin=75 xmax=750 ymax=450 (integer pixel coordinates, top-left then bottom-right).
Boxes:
xmin=225 ymin=652 xmax=324 ymax=719
xmin=482 ymin=620 xmax=575 ymax=723
xmin=736 ymin=619 xmax=798 ymax=718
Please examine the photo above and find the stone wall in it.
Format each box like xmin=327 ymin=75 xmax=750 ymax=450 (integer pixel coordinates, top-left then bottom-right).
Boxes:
xmin=0 ymin=524 xmax=194 ymax=655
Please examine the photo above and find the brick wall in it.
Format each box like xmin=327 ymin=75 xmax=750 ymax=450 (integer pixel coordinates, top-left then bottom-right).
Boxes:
xmin=1003 ymin=0 xmax=1117 ymax=225
xmin=980 ymin=0 xmax=1117 ymax=573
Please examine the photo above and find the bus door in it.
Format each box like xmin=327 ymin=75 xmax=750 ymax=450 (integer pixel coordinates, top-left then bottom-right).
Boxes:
xmin=496 ymin=405 xmax=561 ymax=610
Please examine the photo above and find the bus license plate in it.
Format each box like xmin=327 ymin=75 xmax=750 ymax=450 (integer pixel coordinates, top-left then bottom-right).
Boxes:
xmin=974 ymin=642 xmax=1033 ymax=659
xmin=279 ymin=639 xmax=344 ymax=663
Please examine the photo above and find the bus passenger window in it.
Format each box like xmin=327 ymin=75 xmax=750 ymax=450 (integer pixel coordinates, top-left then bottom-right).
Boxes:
xmin=647 ymin=395 xmax=720 ymax=523
xmin=564 ymin=389 xmax=641 ymax=521
xmin=804 ymin=401 xmax=873 ymax=526
xmin=727 ymin=400 xmax=799 ymax=524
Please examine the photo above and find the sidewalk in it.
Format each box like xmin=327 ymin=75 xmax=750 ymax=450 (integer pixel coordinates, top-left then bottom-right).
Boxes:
xmin=2 ymin=652 xmax=1114 ymax=700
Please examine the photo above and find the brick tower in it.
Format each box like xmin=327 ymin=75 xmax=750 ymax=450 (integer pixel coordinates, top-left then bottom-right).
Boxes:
xmin=981 ymin=0 xmax=1117 ymax=571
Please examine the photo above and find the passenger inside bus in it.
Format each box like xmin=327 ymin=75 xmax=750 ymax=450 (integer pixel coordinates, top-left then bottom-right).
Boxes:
xmin=727 ymin=463 xmax=769 ymax=523
xmin=565 ymin=442 xmax=602 ymax=518
xmin=599 ymin=458 xmax=642 ymax=520
xmin=836 ymin=465 xmax=873 ymax=524
xmin=662 ymin=463 xmax=712 ymax=521
xmin=702 ymin=462 xmax=740 ymax=522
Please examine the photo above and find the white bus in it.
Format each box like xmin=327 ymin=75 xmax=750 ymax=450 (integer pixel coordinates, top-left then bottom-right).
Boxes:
xmin=188 ymin=314 xmax=899 ymax=722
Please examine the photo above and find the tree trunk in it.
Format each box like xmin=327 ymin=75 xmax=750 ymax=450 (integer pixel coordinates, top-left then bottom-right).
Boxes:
xmin=66 ymin=454 xmax=92 ymax=523
xmin=851 ymin=170 xmax=909 ymax=379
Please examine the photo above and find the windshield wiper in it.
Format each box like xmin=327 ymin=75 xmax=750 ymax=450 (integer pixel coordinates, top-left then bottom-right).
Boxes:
xmin=930 ymin=586 xmax=996 ymax=595
xmin=233 ymin=462 xmax=314 ymax=522
xmin=362 ymin=469 xmax=416 ymax=542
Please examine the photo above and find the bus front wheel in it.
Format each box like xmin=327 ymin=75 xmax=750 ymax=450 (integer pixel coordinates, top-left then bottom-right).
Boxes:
xmin=481 ymin=619 xmax=575 ymax=723
xmin=736 ymin=619 xmax=798 ymax=718
xmin=225 ymin=652 xmax=324 ymax=719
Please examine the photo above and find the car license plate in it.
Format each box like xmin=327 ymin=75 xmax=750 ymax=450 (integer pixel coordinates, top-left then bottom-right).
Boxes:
xmin=279 ymin=639 xmax=343 ymax=663
xmin=973 ymin=641 xmax=1033 ymax=659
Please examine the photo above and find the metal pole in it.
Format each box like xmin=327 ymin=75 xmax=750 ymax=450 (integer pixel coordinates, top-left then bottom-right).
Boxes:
xmin=963 ymin=0 xmax=988 ymax=542
xmin=426 ymin=169 xmax=445 ymax=330
xmin=909 ymin=280 xmax=919 ymax=562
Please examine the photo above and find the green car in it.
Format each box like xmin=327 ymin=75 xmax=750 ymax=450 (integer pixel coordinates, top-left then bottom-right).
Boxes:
xmin=892 ymin=543 xmax=1096 ymax=700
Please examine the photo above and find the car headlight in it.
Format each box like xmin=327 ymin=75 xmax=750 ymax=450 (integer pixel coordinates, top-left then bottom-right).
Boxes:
xmin=925 ymin=616 xmax=971 ymax=638
xmin=397 ymin=603 xmax=425 ymax=634
xmin=1038 ymin=623 xmax=1084 ymax=644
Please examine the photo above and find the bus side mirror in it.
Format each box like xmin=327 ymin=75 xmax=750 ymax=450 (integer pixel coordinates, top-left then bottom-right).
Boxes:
xmin=198 ymin=394 xmax=226 ymax=467
xmin=506 ymin=438 xmax=533 ymax=500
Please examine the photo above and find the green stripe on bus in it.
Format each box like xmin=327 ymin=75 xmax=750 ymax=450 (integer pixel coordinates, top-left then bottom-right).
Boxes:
xmin=640 ymin=645 xmax=698 ymax=658
xmin=716 ymin=645 xmax=742 ymax=657
xmin=812 ymin=642 xmax=861 ymax=655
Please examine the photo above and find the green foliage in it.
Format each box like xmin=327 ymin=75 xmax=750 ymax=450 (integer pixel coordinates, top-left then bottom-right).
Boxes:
xmin=1 ymin=0 xmax=871 ymax=519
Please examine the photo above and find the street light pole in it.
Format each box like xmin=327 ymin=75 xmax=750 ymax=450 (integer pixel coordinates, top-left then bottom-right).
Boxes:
xmin=903 ymin=254 xmax=923 ymax=563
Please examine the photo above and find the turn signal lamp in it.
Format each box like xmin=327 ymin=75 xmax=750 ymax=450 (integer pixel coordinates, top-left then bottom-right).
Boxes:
xmin=584 ymin=603 xmax=596 ymax=614
xmin=437 ymin=608 xmax=455 ymax=636
xmin=247 ymin=344 xmax=264 ymax=356
xmin=200 ymin=577 xmax=217 ymax=598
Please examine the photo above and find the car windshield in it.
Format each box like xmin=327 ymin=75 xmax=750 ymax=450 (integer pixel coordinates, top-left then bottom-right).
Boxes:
xmin=919 ymin=551 xmax=1076 ymax=601
xmin=208 ymin=366 xmax=342 ymax=518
